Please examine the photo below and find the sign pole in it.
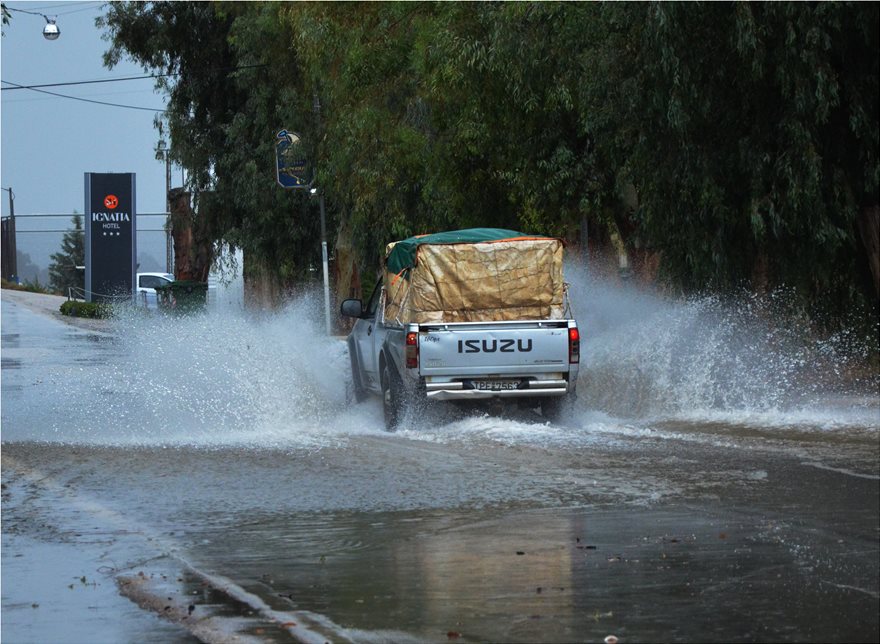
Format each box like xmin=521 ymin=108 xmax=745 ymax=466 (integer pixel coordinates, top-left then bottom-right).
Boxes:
xmin=318 ymin=192 xmax=331 ymax=336
xmin=275 ymin=129 xmax=332 ymax=335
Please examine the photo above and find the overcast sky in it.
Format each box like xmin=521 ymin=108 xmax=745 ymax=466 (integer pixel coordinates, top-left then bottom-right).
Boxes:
xmin=2 ymin=0 xmax=174 ymax=274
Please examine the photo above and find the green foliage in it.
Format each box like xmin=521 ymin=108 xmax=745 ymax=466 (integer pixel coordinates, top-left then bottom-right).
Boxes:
xmin=48 ymin=215 xmax=85 ymax=294
xmin=579 ymin=2 xmax=878 ymax=309
xmin=59 ymin=300 xmax=110 ymax=319
xmin=99 ymin=2 xmax=323 ymax=283
xmin=98 ymin=1 xmax=878 ymax=317
xmin=288 ymin=3 xmax=597 ymax=266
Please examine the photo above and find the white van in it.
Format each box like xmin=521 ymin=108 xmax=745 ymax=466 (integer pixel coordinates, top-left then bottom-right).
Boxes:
xmin=136 ymin=272 xmax=174 ymax=309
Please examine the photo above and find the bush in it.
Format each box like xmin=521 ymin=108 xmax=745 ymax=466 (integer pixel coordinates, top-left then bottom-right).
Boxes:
xmin=59 ymin=300 xmax=111 ymax=319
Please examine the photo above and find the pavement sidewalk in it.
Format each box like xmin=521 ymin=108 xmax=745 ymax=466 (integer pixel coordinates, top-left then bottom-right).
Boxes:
xmin=1 ymin=288 xmax=113 ymax=332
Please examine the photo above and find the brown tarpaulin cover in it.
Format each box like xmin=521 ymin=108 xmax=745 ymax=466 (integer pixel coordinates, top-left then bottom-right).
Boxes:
xmin=383 ymin=238 xmax=565 ymax=324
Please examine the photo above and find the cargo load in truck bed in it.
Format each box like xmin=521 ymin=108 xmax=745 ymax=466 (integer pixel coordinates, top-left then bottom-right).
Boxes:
xmin=383 ymin=228 xmax=565 ymax=324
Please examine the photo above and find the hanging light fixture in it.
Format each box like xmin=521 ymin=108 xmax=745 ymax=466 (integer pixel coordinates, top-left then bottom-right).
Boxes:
xmin=42 ymin=16 xmax=60 ymax=40
xmin=6 ymin=7 xmax=61 ymax=40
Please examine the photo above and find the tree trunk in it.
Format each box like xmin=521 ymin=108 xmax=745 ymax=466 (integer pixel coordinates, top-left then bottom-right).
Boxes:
xmin=334 ymin=219 xmax=360 ymax=294
xmin=751 ymin=251 xmax=770 ymax=295
xmin=170 ymin=189 xmax=213 ymax=282
xmin=857 ymin=204 xmax=880 ymax=299
xmin=333 ymin=219 xmax=360 ymax=332
xmin=242 ymin=252 xmax=285 ymax=310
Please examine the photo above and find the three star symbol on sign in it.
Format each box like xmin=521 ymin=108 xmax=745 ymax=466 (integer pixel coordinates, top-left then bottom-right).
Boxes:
xmin=102 ymin=231 xmax=122 ymax=236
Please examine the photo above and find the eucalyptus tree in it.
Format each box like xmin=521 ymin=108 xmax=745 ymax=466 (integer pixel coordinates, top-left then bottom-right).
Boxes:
xmin=99 ymin=1 xmax=323 ymax=292
xmin=288 ymin=2 xmax=459 ymax=267
xmin=288 ymin=3 xmax=622 ymax=265
xmin=580 ymin=1 xmax=878 ymax=315
xmin=98 ymin=1 xmax=878 ymax=320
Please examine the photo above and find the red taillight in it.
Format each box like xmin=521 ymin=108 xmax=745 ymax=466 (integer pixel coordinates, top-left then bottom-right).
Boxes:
xmin=406 ymin=331 xmax=419 ymax=368
xmin=568 ymin=327 xmax=580 ymax=364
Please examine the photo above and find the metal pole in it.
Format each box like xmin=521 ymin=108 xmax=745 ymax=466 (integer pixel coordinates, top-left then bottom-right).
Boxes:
xmin=10 ymin=198 xmax=16 ymax=281
xmin=319 ymin=193 xmax=332 ymax=336
xmin=311 ymin=92 xmax=332 ymax=335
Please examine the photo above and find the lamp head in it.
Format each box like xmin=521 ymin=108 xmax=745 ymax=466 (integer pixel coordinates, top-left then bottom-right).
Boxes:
xmin=42 ymin=17 xmax=60 ymax=40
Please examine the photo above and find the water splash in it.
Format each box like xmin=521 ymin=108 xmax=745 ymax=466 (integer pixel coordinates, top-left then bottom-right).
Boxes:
xmin=566 ymin=264 xmax=878 ymax=423
xmin=5 ymin=270 xmax=876 ymax=450
xmin=49 ymin=292 xmax=382 ymax=448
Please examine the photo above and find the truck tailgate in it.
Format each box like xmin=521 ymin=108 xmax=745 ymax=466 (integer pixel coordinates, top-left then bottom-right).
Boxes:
xmin=418 ymin=320 xmax=571 ymax=377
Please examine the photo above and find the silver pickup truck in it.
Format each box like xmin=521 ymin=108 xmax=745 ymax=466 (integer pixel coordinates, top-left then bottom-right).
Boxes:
xmin=340 ymin=229 xmax=580 ymax=429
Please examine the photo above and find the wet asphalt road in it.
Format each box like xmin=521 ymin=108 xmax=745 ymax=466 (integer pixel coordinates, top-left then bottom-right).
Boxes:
xmin=2 ymin=291 xmax=878 ymax=643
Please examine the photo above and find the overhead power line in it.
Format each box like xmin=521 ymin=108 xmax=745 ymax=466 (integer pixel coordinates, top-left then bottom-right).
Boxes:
xmin=51 ymin=3 xmax=108 ymax=17
xmin=1 ymin=79 xmax=166 ymax=112
xmin=2 ymin=72 xmax=171 ymax=91
xmin=1 ymin=64 xmax=267 ymax=92
xmin=5 ymin=6 xmax=49 ymax=17
xmin=6 ymin=1 xmax=106 ymax=17
xmin=1 ymin=60 xmax=267 ymax=112
xmin=15 ymin=1 xmax=103 ymax=13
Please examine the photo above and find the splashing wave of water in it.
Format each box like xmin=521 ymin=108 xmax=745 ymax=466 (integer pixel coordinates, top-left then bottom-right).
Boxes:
xmin=566 ymin=266 xmax=878 ymax=422
xmin=7 ymin=273 xmax=876 ymax=450
xmin=51 ymin=293 xmax=383 ymax=448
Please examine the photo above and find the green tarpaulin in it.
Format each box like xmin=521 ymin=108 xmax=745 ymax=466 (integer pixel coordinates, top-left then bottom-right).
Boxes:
xmin=385 ymin=228 xmax=552 ymax=276
xmin=383 ymin=228 xmax=566 ymax=323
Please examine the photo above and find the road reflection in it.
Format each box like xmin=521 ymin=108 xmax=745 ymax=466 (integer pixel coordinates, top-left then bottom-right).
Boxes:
xmin=183 ymin=502 xmax=878 ymax=643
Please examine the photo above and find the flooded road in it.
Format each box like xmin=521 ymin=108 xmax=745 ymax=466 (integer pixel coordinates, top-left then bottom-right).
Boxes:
xmin=2 ymin=287 xmax=878 ymax=643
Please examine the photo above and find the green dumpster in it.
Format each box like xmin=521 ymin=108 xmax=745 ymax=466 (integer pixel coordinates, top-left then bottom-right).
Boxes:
xmin=155 ymin=280 xmax=208 ymax=313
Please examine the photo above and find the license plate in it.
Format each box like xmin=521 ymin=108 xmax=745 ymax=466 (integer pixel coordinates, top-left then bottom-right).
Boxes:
xmin=474 ymin=380 xmax=521 ymax=391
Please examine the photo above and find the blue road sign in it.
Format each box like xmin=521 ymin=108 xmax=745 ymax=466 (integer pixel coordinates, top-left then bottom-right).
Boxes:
xmin=276 ymin=130 xmax=310 ymax=189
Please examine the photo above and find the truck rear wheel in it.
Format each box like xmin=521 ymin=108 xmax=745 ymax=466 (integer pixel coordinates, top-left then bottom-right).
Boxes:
xmin=382 ymin=362 xmax=405 ymax=431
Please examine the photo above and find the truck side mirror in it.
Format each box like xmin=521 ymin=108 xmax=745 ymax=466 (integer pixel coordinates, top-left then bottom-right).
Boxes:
xmin=340 ymin=298 xmax=364 ymax=318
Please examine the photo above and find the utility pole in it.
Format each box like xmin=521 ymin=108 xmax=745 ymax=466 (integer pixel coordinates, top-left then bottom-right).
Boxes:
xmin=1 ymin=187 xmax=17 ymax=281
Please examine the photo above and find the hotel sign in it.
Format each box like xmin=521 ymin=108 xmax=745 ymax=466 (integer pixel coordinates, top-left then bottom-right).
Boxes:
xmin=84 ymin=172 xmax=136 ymax=303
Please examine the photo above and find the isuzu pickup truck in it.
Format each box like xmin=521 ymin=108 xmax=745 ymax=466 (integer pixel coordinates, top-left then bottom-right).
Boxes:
xmin=341 ymin=228 xmax=580 ymax=429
